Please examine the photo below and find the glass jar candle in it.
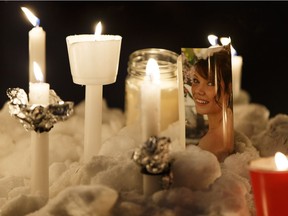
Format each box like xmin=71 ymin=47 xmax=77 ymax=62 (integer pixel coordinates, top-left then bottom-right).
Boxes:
xmin=125 ymin=48 xmax=179 ymax=131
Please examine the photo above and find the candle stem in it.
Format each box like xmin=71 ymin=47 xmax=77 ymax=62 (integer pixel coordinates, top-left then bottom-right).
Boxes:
xmin=143 ymin=174 xmax=162 ymax=196
xmin=31 ymin=131 xmax=49 ymax=198
xmin=84 ymin=85 xmax=103 ymax=163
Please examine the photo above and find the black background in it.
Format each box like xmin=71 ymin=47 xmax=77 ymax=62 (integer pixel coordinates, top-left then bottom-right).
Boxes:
xmin=0 ymin=1 xmax=287 ymax=117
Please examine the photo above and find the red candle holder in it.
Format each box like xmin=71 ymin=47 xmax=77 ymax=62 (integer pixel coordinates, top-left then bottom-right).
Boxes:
xmin=249 ymin=156 xmax=288 ymax=216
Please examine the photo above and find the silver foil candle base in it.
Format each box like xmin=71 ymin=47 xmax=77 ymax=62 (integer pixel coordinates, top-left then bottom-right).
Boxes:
xmin=132 ymin=136 xmax=171 ymax=174
xmin=6 ymin=88 xmax=74 ymax=133
xmin=132 ymin=136 xmax=173 ymax=193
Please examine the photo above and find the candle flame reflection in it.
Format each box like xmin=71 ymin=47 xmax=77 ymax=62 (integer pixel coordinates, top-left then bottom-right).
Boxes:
xmin=146 ymin=58 xmax=160 ymax=84
xmin=33 ymin=61 xmax=44 ymax=82
xmin=21 ymin=7 xmax=40 ymax=27
xmin=95 ymin=22 xmax=102 ymax=36
xmin=275 ymin=152 xmax=288 ymax=171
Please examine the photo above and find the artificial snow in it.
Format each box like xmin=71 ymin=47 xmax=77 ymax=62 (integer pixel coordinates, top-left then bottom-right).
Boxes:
xmin=0 ymin=97 xmax=281 ymax=216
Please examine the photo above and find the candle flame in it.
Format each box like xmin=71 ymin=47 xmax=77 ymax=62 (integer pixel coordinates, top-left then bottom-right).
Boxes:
xmin=231 ymin=45 xmax=237 ymax=56
xmin=220 ymin=37 xmax=237 ymax=56
xmin=208 ymin=34 xmax=218 ymax=46
xmin=274 ymin=152 xmax=288 ymax=171
xmin=146 ymin=58 xmax=160 ymax=83
xmin=220 ymin=37 xmax=231 ymax=46
xmin=21 ymin=7 xmax=40 ymax=27
xmin=95 ymin=22 xmax=102 ymax=36
xmin=33 ymin=61 xmax=44 ymax=82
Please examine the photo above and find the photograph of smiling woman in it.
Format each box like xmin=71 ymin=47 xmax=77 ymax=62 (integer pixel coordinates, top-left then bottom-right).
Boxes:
xmin=181 ymin=45 xmax=234 ymax=162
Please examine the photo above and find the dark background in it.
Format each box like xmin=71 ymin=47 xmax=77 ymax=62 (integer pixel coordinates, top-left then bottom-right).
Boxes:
xmin=0 ymin=1 xmax=287 ymax=117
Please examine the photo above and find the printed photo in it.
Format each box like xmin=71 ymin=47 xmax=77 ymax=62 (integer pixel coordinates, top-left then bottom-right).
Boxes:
xmin=181 ymin=45 xmax=234 ymax=161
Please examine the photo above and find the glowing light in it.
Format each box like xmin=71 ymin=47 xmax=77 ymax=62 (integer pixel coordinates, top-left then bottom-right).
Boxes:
xmin=220 ymin=37 xmax=237 ymax=56
xmin=208 ymin=34 xmax=218 ymax=46
xmin=275 ymin=152 xmax=288 ymax=171
xmin=21 ymin=7 xmax=40 ymax=27
xmin=33 ymin=61 xmax=43 ymax=82
xmin=146 ymin=58 xmax=160 ymax=83
xmin=220 ymin=37 xmax=231 ymax=46
xmin=94 ymin=22 xmax=102 ymax=36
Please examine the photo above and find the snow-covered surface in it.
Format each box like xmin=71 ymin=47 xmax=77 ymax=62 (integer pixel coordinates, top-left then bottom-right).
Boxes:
xmin=0 ymin=94 xmax=286 ymax=216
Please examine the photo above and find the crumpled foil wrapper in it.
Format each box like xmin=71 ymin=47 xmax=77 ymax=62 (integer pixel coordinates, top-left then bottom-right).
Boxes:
xmin=132 ymin=136 xmax=171 ymax=175
xmin=6 ymin=87 xmax=74 ymax=133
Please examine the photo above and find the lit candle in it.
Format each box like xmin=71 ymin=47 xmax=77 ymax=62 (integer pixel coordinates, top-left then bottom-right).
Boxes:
xmin=219 ymin=37 xmax=243 ymax=99
xmin=66 ymin=22 xmax=122 ymax=163
xmin=29 ymin=62 xmax=50 ymax=198
xmin=249 ymin=152 xmax=288 ymax=216
xmin=140 ymin=58 xmax=161 ymax=142
xmin=125 ymin=48 xmax=179 ymax=132
xmin=207 ymin=34 xmax=219 ymax=47
xmin=231 ymin=46 xmax=243 ymax=99
xmin=29 ymin=62 xmax=50 ymax=105
xmin=21 ymin=7 xmax=46 ymax=83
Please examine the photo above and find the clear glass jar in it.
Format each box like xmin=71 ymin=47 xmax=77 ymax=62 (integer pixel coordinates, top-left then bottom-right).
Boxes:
xmin=125 ymin=48 xmax=179 ymax=131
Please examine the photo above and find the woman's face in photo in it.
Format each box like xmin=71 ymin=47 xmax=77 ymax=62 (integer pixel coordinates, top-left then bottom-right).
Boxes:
xmin=191 ymin=69 xmax=223 ymax=115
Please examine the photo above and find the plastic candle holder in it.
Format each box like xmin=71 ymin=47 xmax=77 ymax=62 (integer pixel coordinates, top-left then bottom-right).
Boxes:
xmin=66 ymin=33 xmax=122 ymax=163
xmin=248 ymin=154 xmax=288 ymax=216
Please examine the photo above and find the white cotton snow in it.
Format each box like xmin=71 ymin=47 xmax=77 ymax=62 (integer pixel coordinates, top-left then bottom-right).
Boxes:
xmin=251 ymin=113 xmax=288 ymax=157
xmin=171 ymin=145 xmax=221 ymax=190
xmin=0 ymin=98 xmax=284 ymax=216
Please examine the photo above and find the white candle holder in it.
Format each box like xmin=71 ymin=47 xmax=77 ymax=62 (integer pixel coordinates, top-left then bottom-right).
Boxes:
xmin=7 ymin=88 xmax=74 ymax=198
xmin=66 ymin=34 xmax=122 ymax=163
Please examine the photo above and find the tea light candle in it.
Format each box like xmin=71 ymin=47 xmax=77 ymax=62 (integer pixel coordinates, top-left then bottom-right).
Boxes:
xmin=29 ymin=62 xmax=50 ymax=198
xmin=21 ymin=7 xmax=46 ymax=83
xmin=249 ymin=152 xmax=288 ymax=216
xmin=140 ymin=58 xmax=161 ymax=141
